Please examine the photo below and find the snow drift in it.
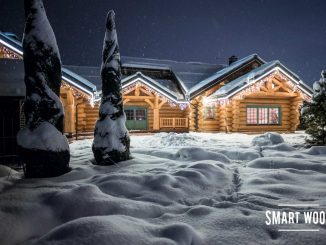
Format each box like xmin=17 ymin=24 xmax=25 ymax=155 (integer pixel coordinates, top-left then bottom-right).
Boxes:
xmin=1 ymin=132 xmax=326 ymax=244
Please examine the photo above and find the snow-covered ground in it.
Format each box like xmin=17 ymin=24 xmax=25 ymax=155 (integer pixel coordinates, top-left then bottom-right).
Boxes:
xmin=1 ymin=131 xmax=326 ymax=244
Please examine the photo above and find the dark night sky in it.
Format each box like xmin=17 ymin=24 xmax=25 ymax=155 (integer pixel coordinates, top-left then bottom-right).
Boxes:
xmin=1 ymin=0 xmax=325 ymax=86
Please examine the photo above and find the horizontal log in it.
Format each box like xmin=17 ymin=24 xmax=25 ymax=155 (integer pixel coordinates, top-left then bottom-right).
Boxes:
xmin=240 ymin=100 xmax=290 ymax=105
xmin=202 ymin=120 xmax=219 ymax=125
xmin=201 ymin=126 xmax=219 ymax=130
xmin=77 ymin=113 xmax=87 ymax=118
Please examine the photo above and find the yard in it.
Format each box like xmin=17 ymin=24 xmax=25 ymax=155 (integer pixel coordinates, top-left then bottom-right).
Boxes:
xmin=1 ymin=131 xmax=326 ymax=244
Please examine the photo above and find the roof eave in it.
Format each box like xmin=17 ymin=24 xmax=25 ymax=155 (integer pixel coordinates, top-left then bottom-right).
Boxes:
xmin=0 ymin=32 xmax=98 ymax=101
xmin=210 ymin=65 xmax=313 ymax=101
xmin=121 ymin=72 xmax=189 ymax=104
xmin=189 ymin=54 xmax=265 ymax=99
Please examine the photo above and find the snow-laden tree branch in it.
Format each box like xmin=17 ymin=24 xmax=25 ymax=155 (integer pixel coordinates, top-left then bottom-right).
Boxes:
xmin=92 ymin=10 xmax=130 ymax=165
xmin=302 ymin=70 xmax=326 ymax=145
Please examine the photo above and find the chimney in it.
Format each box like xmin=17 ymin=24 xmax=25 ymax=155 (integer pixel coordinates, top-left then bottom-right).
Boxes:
xmin=228 ymin=55 xmax=238 ymax=65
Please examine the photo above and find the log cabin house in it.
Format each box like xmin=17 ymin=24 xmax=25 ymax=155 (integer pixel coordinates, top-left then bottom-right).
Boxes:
xmin=0 ymin=31 xmax=313 ymax=163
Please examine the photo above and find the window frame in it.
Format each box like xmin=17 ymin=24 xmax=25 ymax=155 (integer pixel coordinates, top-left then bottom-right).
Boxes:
xmin=246 ymin=105 xmax=281 ymax=125
xmin=204 ymin=106 xmax=216 ymax=120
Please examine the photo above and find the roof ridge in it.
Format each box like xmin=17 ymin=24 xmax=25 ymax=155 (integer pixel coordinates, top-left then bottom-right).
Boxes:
xmin=188 ymin=53 xmax=265 ymax=97
xmin=121 ymin=55 xmax=221 ymax=67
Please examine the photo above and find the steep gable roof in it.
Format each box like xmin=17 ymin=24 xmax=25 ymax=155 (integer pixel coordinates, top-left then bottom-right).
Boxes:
xmin=121 ymin=56 xmax=224 ymax=94
xmin=122 ymin=72 xmax=187 ymax=103
xmin=210 ymin=60 xmax=313 ymax=100
xmin=188 ymin=54 xmax=265 ymax=98
xmin=0 ymin=32 xmax=98 ymax=102
xmin=1 ymin=32 xmax=312 ymax=104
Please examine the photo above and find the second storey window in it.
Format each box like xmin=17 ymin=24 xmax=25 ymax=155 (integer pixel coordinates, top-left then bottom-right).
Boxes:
xmin=246 ymin=106 xmax=281 ymax=125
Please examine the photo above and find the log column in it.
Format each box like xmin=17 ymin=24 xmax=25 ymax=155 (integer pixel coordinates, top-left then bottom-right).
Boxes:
xmin=64 ymin=89 xmax=75 ymax=134
xmin=289 ymin=95 xmax=302 ymax=131
xmin=153 ymin=95 xmax=160 ymax=130
xmin=232 ymin=99 xmax=240 ymax=132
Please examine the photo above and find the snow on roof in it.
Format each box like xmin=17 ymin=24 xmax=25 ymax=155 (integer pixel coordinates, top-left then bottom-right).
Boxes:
xmin=188 ymin=54 xmax=265 ymax=97
xmin=0 ymin=32 xmax=23 ymax=56
xmin=122 ymin=72 xmax=187 ymax=103
xmin=63 ymin=65 xmax=102 ymax=88
xmin=0 ymin=32 xmax=97 ymax=99
xmin=62 ymin=68 xmax=97 ymax=92
xmin=1 ymin=32 xmax=311 ymax=103
xmin=65 ymin=56 xmax=222 ymax=99
xmin=121 ymin=56 xmax=223 ymax=93
xmin=210 ymin=60 xmax=313 ymax=99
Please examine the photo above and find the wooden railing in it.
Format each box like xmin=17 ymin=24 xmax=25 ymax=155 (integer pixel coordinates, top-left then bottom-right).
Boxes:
xmin=160 ymin=118 xmax=188 ymax=128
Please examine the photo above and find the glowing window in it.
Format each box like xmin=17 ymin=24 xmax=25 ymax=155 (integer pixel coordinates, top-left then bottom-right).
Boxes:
xmin=246 ymin=106 xmax=281 ymax=125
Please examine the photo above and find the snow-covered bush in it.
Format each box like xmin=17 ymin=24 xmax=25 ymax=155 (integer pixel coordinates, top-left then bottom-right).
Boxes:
xmin=301 ymin=70 xmax=326 ymax=145
xmin=251 ymin=132 xmax=284 ymax=146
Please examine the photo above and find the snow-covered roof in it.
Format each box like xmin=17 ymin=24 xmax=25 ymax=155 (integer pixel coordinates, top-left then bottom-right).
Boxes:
xmin=1 ymin=31 xmax=312 ymax=104
xmin=188 ymin=54 xmax=265 ymax=98
xmin=122 ymin=72 xmax=187 ymax=103
xmin=0 ymin=32 xmax=23 ymax=56
xmin=0 ymin=32 xmax=98 ymax=101
xmin=210 ymin=60 xmax=313 ymax=100
xmin=121 ymin=56 xmax=224 ymax=94
xmin=65 ymin=56 xmax=221 ymax=100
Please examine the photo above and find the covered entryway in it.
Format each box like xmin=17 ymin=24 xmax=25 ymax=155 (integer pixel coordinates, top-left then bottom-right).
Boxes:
xmin=124 ymin=107 xmax=148 ymax=130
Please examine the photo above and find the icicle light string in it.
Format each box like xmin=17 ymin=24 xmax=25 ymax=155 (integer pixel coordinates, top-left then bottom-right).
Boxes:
xmin=0 ymin=46 xmax=21 ymax=59
xmin=209 ymin=71 xmax=312 ymax=106
xmin=61 ymin=82 xmax=93 ymax=105
xmin=122 ymin=82 xmax=188 ymax=110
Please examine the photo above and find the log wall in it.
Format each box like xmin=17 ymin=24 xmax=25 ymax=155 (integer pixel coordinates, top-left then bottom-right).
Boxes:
xmin=229 ymin=96 xmax=302 ymax=132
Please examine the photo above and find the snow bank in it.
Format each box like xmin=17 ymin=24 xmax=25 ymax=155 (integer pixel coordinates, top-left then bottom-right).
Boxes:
xmin=251 ymin=132 xmax=284 ymax=146
xmin=214 ymin=148 xmax=261 ymax=161
xmin=35 ymin=215 xmax=203 ymax=245
xmin=0 ymin=165 xmax=17 ymax=177
xmin=138 ymin=132 xmax=255 ymax=149
xmin=247 ymin=157 xmax=326 ymax=173
xmin=261 ymin=143 xmax=296 ymax=151
xmin=305 ymin=146 xmax=326 ymax=155
xmin=176 ymin=147 xmax=231 ymax=163
xmin=2 ymin=131 xmax=326 ymax=244
xmin=147 ymin=132 xmax=200 ymax=147
xmin=17 ymin=121 xmax=69 ymax=152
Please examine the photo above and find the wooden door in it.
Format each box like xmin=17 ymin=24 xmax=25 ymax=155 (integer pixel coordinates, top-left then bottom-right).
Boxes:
xmin=125 ymin=107 xmax=148 ymax=130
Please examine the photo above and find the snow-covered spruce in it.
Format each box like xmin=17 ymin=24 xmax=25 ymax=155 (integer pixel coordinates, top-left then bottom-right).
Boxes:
xmin=301 ymin=70 xmax=326 ymax=145
xmin=17 ymin=0 xmax=70 ymax=178
xmin=92 ymin=11 xmax=130 ymax=165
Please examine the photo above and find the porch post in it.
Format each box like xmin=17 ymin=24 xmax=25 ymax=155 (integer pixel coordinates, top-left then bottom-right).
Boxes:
xmin=63 ymin=88 xmax=75 ymax=135
xmin=153 ymin=95 xmax=160 ymax=130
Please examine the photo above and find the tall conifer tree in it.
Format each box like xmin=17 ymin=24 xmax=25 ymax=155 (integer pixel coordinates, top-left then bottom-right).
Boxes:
xmin=92 ymin=11 xmax=130 ymax=165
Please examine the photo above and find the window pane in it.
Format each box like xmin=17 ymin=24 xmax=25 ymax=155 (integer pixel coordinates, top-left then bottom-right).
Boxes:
xmin=258 ymin=108 xmax=268 ymax=124
xmin=247 ymin=107 xmax=257 ymax=124
xmin=136 ymin=110 xmax=146 ymax=120
xmin=269 ymin=108 xmax=279 ymax=124
xmin=247 ymin=106 xmax=281 ymax=125
xmin=125 ymin=110 xmax=134 ymax=120
xmin=204 ymin=107 xmax=215 ymax=119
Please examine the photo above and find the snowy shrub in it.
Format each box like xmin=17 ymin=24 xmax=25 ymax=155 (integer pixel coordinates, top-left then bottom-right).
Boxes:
xmin=251 ymin=132 xmax=284 ymax=146
xmin=301 ymin=70 xmax=326 ymax=145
